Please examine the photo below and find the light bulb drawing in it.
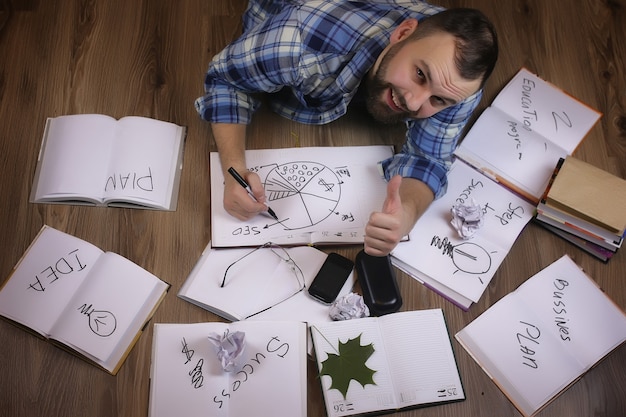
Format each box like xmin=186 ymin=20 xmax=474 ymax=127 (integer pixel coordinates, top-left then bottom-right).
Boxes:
xmin=78 ymin=303 xmax=117 ymax=337
xmin=430 ymin=235 xmax=495 ymax=284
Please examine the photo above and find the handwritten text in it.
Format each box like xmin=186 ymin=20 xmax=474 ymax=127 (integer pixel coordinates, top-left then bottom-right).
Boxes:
xmin=28 ymin=248 xmax=87 ymax=292
xmin=105 ymin=167 xmax=154 ymax=192
xmin=553 ymin=277 xmax=572 ymax=342
xmin=517 ymin=320 xmax=542 ymax=369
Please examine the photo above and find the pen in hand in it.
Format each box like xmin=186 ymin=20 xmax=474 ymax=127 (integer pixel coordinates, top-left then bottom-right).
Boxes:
xmin=227 ymin=167 xmax=279 ymax=221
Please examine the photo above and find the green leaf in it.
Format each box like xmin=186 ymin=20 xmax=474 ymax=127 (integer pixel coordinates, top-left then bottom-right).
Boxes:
xmin=319 ymin=333 xmax=376 ymax=399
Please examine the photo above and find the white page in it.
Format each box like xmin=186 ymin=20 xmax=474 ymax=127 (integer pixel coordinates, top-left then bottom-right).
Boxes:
xmin=34 ymin=115 xmax=115 ymax=201
xmin=456 ymin=106 xmax=570 ymax=199
xmin=179 ymin=245 xmax=316 ymax=320
xmin=179 ymin=244 xmax=355 ymax=322
xmin=149 ymin=321 xmax=306 ymax=417
xmin=503 ymin=256 xmax=626 ymax=368
xmin=456 ymin=255 xmax=626 ymax=417
xmin=378 ymin=310 xmax=464 ymax=406
xmin=492 ymin=68 xmax=601 ymax=154
xmin=210 ymin=146 xmax=393 ymax=247
xmin=49 ymin=252 xmax=165 ymax=364
xmin=391 ymin=160 xmax=533 ymax=303
xmin=104 ymin=116 xmax=182 ymax=206
xmin=456 ymin=292 xmax=583 ymax=417
xmin=311 ymin=318 xmax=399 ymax=417
xmin=0 ymin=226 xmax=103 ymax=336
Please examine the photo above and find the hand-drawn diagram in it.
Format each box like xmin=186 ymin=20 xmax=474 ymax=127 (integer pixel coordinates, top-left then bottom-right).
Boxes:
xmin=431 ymin=235 xmax=494 ymax=284
xmin=262 ymin=161 xmax=342 ymax=230
xmin=78 ymin=303 xmax=117 ymax=337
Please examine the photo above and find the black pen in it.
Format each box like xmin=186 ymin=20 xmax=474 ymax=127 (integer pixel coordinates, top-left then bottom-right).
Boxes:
xmin=227 ymin=167 xmax=279 ymax=221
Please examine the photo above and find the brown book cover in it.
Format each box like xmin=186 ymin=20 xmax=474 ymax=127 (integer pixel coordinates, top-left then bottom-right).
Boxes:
xmin=545 ymin=156 xmax=626 ymax=235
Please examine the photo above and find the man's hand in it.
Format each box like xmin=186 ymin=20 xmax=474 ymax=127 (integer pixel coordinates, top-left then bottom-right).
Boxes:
xmin=211 ymin=122 xmax=272 ymax=220
xmin=223 ymin=169 xmax=268 ymax=221
xmin=364 ymin=175 xmax=434 ymax=256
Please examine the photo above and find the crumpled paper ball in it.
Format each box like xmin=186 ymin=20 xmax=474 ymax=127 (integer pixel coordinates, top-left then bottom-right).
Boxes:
xmin=329 ymin=292 xmax=370 ymax=321
xmin=208 ymin=330 xmax=246 ymax=372
xmin=450 ymin=198 xmax=484 ymax=240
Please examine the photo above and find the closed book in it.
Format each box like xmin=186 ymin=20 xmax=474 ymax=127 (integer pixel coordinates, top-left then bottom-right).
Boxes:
xmin=544 ymin=156 xmax=626 ymax=235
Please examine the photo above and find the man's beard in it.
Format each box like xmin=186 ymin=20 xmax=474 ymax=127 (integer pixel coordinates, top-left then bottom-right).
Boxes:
xmin=364 ymin=43 xmax=416 ymax=124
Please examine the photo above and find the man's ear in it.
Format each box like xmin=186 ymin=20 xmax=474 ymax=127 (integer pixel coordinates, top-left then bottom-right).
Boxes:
xmin=389 ymin=18 xmax=419 ymax=45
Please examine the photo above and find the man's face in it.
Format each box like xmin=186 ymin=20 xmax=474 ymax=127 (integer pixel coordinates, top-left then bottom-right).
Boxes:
xmin=365 ymin=30 xmax=482 ymax=124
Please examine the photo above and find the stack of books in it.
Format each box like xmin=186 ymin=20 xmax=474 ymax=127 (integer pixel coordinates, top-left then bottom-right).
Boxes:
xmin=535 ymin=156 xmax=626 ymax=262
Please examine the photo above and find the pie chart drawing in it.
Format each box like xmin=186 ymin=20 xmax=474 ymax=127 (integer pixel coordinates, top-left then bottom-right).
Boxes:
xmin=263 ymin=161 xmax=341 ymax=230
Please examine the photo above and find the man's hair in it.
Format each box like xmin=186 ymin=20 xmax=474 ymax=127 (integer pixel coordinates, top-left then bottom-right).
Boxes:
xmin=411 ymin=8 xmax=499 ymax=87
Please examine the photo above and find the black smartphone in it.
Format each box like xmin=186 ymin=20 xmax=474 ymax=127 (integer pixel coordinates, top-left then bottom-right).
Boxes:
xmin=308 ymin=252 xmax=354 ymax=304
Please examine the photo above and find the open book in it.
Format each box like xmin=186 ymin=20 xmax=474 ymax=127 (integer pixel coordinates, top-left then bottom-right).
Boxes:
xmin=391 ymin=159 xmax=534 ymax=310
xmin=454 ymin=68 xmax=601 ymax=204
xmin=0 ymin=225 xmax=169 ymax=374
xmin=30 ymin=114 xmax=186 ymax=210
xmin=178 ymin=241 xmax=355 ymax=322
xmin=149 ymin=321 xmax=307 ymax=417
xmin=310 ymin=309 xmax=464 ymax=417
xmin=455 ymin=255 xmax=626 ymax=417
xmin=210 ymin=145 xmax=393 ymax=247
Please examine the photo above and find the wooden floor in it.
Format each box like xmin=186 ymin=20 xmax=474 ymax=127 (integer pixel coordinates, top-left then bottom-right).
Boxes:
xmin=0 ymin=1 xmax=625 ymax=416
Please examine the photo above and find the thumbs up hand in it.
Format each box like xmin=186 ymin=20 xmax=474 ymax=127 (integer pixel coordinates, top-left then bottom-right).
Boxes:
xmin=364 ymin=175 xmax=434 ymax=256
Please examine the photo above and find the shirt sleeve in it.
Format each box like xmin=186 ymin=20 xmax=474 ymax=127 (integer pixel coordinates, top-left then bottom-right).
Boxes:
xmin=380 ymin=89 xmax=483 ymax=199
xmin=194 ymin=12 xmax=303 ymax=124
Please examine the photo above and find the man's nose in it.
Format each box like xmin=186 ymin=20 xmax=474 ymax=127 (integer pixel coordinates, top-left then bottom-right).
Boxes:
xmin=404 ymin=87 xmax=429 ymax=112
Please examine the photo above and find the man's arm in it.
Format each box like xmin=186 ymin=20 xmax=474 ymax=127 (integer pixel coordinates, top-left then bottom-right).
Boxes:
xmin=211 ymin=122 xmax=268 ymax=220
xmin=364 ymin=175 xmax=434 ymax=256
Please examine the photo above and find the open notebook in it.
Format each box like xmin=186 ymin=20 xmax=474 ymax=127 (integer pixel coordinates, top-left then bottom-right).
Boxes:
xmin=454 ymin=68 xmax=601 ymax=204
xmin=0 ymin=225 xmax=169 ymax=374
xmin=30 ymin=114 xmax=186 ymax=210
xmin=149 ymin=321 xmax=307 ymax=417
xmin=456 ymin=255 xmax=626 ymax=417
xmin=391 ymin=159 xmax=534 ymax=310
xmin=210 ymin=145 xmax=393 ymax=247
xmin=310 ymin=309 xmax=464 ymax=416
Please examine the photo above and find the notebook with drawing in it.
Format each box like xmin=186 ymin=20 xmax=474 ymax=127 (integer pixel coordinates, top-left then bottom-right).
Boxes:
xmin=390 ymin=159 xmax=535 ymax=310
xmin=209 ymin=145 xmax=394 ymax=247
xmin=0 ymin=225 xmax=169 ymax=374
xmin=149 ymin=321 xmax=307 ymax=417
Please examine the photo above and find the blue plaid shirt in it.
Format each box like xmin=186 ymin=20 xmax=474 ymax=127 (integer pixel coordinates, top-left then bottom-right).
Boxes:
xmin=195 ymin=0 xmax=483 ymax=198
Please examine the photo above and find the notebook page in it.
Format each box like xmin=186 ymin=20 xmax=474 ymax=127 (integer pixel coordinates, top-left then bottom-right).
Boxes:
xmin=104 ymin=116 xmax=182 ymax=206
xmin=49 ymin=252 xmax=164 ymax=364
xmin=311 ymin=318 xmax=399 ymax=417
xmin=227 ymin=321 xmax=306 ymax=416
xmin=391 ymin=160 xmax=533 ymax=303
xmin=455 ymin=275 xmax=591 ymax=417
xmin=149 ymin=321 xmax=306 ymax=417
xmin=210 ymin=145 xmax=393 ymax=247
xmin=0 ymin=226 xmax=103 ymax=336
xmin=378 ymin=309 xmax=464 ymax=405
xmin=457 ymin=106 xmax=570 ymax=200
xmin=150 ymin=323 xmax=220 ymax=417
xmin=509 ymin=256 xmax=626 ymax=368
xmin=492 ymin=68 xmax=601 ymax=154
xmin=179 ymin=245 xmax=313 ymax=320
xmin=34 ymin=115 xmax=115 ymax=201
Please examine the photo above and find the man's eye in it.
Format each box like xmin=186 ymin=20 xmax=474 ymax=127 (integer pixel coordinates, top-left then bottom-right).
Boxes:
xmin=416 ymin=68 xmax=425 ymax=79
xmin=432 ymin=96 xmax=446 ymax=106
